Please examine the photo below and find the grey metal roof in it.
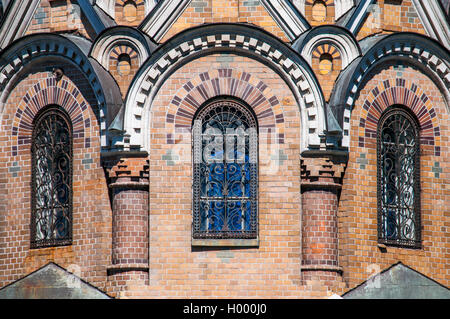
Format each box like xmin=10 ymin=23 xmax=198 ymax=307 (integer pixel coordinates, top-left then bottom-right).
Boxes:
xmin=0 ymin=263 xmax=112 ymax=299
xmin=343 ymin=262 xmax=450 ymax=299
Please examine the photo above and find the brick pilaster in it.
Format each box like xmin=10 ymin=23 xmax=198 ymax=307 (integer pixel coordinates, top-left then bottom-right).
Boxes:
xmin=103 ymin=154 xmax=149 ymax=296
xmin=300 ymin=152 xmax=347 ymax=290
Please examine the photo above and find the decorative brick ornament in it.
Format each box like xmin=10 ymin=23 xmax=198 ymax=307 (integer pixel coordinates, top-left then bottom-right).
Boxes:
xmin=313 ymin=44 xmax=341 ymax=74
xmin=0 ymin=35 xmax=110 ymax=147
xmin=11 ymin=76 xmax=95 ymax=156
xmin=110 ymin=45 xmax=138 ymax=72
xmin=115 ymin=0 xmax=145 ymax=26
xmin=165 ymin=68 xmax=285 ymax=145
xmin=312 ymin=0 xmax=328 ymax=22
xmin=292 ymin=0 xmax=354 ymax=21
xmin=305 ymin=0 xmax=335 ymax=26
xmin=331 ymin=33 xmax=450 ymax=148
xmin=122 ymin=24 xmax=325 ymax=152
xmin=358 ymin=79 xmax=441 ymax=156
xmin=311 ymin=43 xmax=343 ymax=99
xmin=108 ymin=44 xmax=140 ymax=96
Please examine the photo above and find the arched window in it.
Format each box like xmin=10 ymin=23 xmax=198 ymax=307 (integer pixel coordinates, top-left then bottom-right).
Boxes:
xmin=31 ymin=106 xmax=73 ymax=248
xmin=192 ymin=98 xmax=258 ymax=241
xmin=377 ymin=106 xmax=421 ymax=248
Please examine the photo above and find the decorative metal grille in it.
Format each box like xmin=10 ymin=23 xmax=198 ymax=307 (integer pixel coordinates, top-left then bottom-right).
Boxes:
xmin=31 ymin=106 xmax=73 ymax=248
xmin=193 ymin=99 xmax=258 ymax=239
xmin=377 ymin=107 xmax=421 ymax=248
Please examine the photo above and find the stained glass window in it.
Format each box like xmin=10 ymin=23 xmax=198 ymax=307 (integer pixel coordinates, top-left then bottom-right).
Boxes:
xmin=192 ymin=99 xmax=258 ymax=239
xmin=31 ymin=106 xmax=73 ymax=248
xmin=377 ymin=106 xmax=421 ymax=248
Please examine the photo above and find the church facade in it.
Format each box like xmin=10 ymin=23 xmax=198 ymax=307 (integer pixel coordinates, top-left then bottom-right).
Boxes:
xmin=0 ymin=0 xmax=448 ymax=298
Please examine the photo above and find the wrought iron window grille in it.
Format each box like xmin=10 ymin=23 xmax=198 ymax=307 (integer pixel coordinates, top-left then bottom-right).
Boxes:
xmin=192 ymin=98 xmax=258 ymax=240
xmin=31 ymin=105 xmax=73 ymax=248
xmin=377 ymin=106 xmax=421 ymax=249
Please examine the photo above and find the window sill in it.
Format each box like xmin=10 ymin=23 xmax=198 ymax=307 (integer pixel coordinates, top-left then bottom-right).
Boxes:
xmin=192 ymin=238 xmax=259 ymax=247
xmin=377 ymin=240 xmax=421 ymax=250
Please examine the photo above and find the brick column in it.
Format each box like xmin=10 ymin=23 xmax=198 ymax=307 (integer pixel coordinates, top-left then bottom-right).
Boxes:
xmin=300 ymin=153 xmax=347 ymax=289
xmin=103 ymin=155 xmax=149 ymax=296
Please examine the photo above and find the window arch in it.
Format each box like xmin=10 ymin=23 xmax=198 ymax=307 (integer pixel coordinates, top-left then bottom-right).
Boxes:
xmin=31 ymin=106 xmax=73 ymax=248
xmin=377 ymin=106 xmax=421 ymax=248
xmin=192 ymin=98 xmax=258 ymax=241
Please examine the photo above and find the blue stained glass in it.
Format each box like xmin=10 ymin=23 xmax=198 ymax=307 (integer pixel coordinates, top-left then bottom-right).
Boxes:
xmin=206 ymin=163 xmax=225 ymax=197
xmin=384 ymin=209 xmax=397 ymax=239
xmin=193 ymin=100 xmax=257 ymax=239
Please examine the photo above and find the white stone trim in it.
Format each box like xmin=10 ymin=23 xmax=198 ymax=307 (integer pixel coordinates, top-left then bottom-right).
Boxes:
xmin=411 ymin=0 xmax=450 ymax=49
xmin=95 ymin=0 xmax=115 ymax=18
xmin=0 ymin=0 xmax=41 ymax=50
xmin=0 ymin=36 xmax=109 ymax=147
xmin=145 ymin=0 xmax=159 ymax=15
xmin=300 ymin=32 xmax=360 ymax=69
xmin=90 ymin=30 xmax=151 ymax=71
xmin=260 ymin=0 xmax=310 ymax=40
xmin=347 ymin=0 xmax=373 ymax=34
xmin=121 ymin=30 xmax=326 ymax=152
xmin=139 ymin=0 xmax=192 ymax=42
xmin=291 ymin=0 xmax=305 ymax=15
xmin=335 ymin=0 xmax=355 ymax=21
xmin=96 ymin=0 xmax=159 ymax=19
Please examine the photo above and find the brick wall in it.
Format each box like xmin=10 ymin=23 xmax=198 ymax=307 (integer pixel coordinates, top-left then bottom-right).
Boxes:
xmin=103 ymin=156 xmax=150 ymax=297
xmin=310 ymin=43 xmax=343 ymax=101
xmin=0 ymin=0 xmax=448 ymax=299
xmin=338 ymin=63 xmax=449 ymax=290
xmin=357 ymin=0 xmax=427 ymax=40
xmin=115 ymin=0 xmax=146 ymax=27
xmin=302 ymin=188 xmax=339 ymax=267
xmin=26 ymin=0 xmax=96 ymax=40
xmin=113 ymin=53 xmax=341 ymax=298
xmin=0 ymin=65 xmax=112 ymax=293
xmin=161 ymin=0 xmax=289 ymax=42
xmin=108 ymin=45 xmax=141 ymax=98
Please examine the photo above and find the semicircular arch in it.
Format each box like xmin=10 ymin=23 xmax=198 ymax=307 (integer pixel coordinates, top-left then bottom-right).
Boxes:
xmin=120 ymin=23 xmax=326 ymax=152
